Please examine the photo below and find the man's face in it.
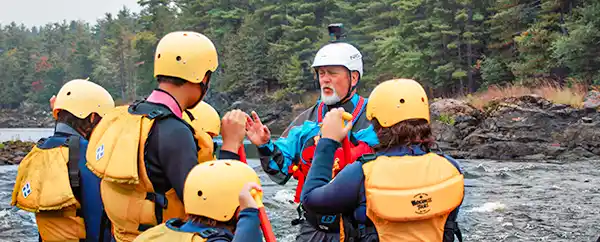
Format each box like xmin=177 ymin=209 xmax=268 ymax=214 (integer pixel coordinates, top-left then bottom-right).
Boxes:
xmin=317 ymin=66 xmax=351 ymax=105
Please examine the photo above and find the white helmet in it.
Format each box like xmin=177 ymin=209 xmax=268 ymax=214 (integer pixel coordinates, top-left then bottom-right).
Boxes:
xmin=311 ymin=42 xmax=363 ymax=78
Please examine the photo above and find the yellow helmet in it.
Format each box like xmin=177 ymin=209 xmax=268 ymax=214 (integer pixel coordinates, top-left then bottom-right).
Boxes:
xmin=154 ymin=31 xmax=218 ymax=83
xmin=183 ymin=160 xmax=260 ymax=221
xmin=366 ymin=79 xmax=430 ymax=127
xmin=186 ymin=101 xmax=221 ymax=137
xmin=53 ymin=79 xmax=115 ymax=119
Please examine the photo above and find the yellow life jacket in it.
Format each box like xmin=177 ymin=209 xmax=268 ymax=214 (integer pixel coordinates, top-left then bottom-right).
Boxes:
xmin=362 ymin=153 xmax=464 ymax=242
xmin=11 ymin=137 xmax=85 ymax=241
xmin=85 ymin=101 xmax=198 ymax=242
xmin=186 ymin=111 xmax=217 ymax=162
xmin=132 ymin=219 xmax=233 ymax=242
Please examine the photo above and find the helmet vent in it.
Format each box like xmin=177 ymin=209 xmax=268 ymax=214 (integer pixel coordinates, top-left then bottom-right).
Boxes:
xmin=197 ymin=190 xmax=203 ymax=197
xmin=421 ymin=97 xmax=425 ymax=102
xmin=400 ymin=99 xmax=405 ymax=104
xmin=157 ymin=54 xmax=161 ymax=59
xmin=225 ymin=162 xmax=231 ymax=166
xmin=67 ymin=91 xmax=71 ymax=96
xmin=176 ymin=56 xmax=182 ymax=61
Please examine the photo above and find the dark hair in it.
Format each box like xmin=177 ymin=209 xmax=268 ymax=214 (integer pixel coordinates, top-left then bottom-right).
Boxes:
xmin=186 ymin=214 xmax=237 ymax=232
xmin=56 ymin=110 xmax=100 ymax=138
xmin=372 ymin=118 xmax=434 ymax=153
xmin=156 ymin=75 xmax=188 ymax=86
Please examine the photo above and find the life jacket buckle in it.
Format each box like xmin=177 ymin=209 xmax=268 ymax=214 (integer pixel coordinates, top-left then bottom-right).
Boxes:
xmin=358 ymin=153 xmax=377 ymax=164
xmin=147 ymin=110 xmax=164 ymax=119
xmin=199 ymin=228 xmax=219 ymax=238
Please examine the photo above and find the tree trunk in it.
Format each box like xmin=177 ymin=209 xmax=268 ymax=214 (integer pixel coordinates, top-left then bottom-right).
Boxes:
xmin=467 ymin=6 xmax=474 ymax=92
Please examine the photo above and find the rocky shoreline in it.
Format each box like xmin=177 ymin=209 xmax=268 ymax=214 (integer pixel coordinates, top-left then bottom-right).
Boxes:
xmin=431 ymin=95 xmax=600 ymax=161
xmin=2 ymin=94 xmax=600 ymax=165
xmin=0 ymin=102 xmax=54 ymax=128
xmin=0 ymin=141 xmax=34 ymax=165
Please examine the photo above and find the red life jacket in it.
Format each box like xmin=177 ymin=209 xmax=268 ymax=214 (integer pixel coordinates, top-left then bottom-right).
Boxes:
xmin=288 ymin=97 xmax=373 ymax=203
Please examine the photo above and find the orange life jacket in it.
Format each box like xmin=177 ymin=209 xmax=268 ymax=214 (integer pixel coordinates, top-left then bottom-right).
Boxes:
xmin=85 ymin=102 xmax=196 ymax=242
xmin=361 ymin=153 xmax=464 ymax=242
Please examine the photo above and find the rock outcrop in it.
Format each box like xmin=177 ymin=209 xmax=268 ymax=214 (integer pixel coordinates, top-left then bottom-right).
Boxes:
xmin=3 ymin=94 xmax=600 ymax=163
xmin=0 ymin=141 xmax=34 ymax=165
xmin=431 ymin=95 xmax=600 ymax=161
xmin=0 ymin=102 xmax=54 ymax=128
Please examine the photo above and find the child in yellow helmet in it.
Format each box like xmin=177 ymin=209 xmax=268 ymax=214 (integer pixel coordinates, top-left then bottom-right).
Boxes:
xmin=133 ymin=160 xmax=264 ymax=242
xmin=183 ymin=101 xmax=221 ymax=161
xmin=11 ymin=79 xmax=116 ymax=242
xmin=301 ymin=79 xmax=465 ymax=242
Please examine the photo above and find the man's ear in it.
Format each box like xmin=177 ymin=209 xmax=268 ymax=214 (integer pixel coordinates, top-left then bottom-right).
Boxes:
xmin=351 ymin=71 xmax=359 ymax=86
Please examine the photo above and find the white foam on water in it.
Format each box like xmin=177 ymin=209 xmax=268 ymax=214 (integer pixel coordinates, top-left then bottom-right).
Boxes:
xmin=469 ymin=202 xmax=506 ymax=213
xmin=0 ymin=209 xmax=10 ymax=219
xmin=272 ymin=189 xmax=296 ymax=208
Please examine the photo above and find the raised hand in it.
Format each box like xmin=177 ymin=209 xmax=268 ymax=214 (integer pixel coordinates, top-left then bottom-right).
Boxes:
xmin=246 ymin=111 xmax=271 ymax=146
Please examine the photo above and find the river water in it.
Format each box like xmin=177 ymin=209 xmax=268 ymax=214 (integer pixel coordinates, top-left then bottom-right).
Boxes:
xmin=0 ymin=129 xmax=599 ymax=241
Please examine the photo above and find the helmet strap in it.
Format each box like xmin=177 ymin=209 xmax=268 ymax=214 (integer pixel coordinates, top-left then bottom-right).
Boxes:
xmin=338 ymin=70 xmax=358 ymax=106
xmin=191 ymin=72 xmax=212 ymax=109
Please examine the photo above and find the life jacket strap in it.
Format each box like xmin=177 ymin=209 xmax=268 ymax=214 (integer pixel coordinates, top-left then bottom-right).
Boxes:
xmin=67 ymin=136 xmax=81 ymax=190
xmin=138 ymin=192 xmax=168 ymax=232
xmin=198 ymin=227 xmax=234 ymax=242
xmin=443 ymin=220 xmax=463 ymax=242
xmin=66 ymin=135 xmax=83 ymax=219
xmin=358 ymin=153 xmax=377 ymax=164
xmin=317 ymin=96 xmax=365 ymax=124
xmin=98 ymin=210 xmax=112 ymax=242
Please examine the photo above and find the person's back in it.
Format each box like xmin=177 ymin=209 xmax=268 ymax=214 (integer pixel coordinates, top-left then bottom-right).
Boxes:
xmin=85 ymin=31 xmax=248 ymax=242
xmin=11 ymin=79 xmax=115 ymax=242
xmin=132 ymin=160 xmax=264 ymax=242
xmin=301 ymin=79 xmax=464 ymax=242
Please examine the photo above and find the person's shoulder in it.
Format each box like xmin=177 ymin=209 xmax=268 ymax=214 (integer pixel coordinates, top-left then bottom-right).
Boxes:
xmin=284 ymin=103 xmax=319 ymax=130
xmin=153 ymin=116 xmax=195 ymax=139
xmin=298 ymin=103 xmax=319 ymax=120
xmin=435 ymin=152 xmax=463 ymax=174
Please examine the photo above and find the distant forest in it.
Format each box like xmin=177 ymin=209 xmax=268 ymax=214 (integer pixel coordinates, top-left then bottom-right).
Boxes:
xmin=0 ymin=0 xmax=599 ymax=108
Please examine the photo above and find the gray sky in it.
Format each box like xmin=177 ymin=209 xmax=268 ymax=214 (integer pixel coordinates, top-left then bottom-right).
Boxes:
xmin=0 ymin=0 xmax=142 ymax=27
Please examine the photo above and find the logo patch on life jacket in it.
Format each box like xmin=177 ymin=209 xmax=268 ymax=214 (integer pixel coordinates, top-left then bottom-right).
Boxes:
xmin=411 ymin=193 xmax=432 ymax=214
xmin=22 ymin=182 xmax=31 ymax=198
xmin=95 ymin=144 xmax=104 ymax=161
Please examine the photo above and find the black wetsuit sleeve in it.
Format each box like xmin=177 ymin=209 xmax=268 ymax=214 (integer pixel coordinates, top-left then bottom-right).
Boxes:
xmin=156 ymin=120 xmax=199 ymax=201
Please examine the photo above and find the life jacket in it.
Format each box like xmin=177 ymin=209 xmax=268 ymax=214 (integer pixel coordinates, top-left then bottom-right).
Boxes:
xmin=360 ymin=153 xmax=464 ymax=242
xmin=289 ymin=96 xmax=372 ymax=203
xmin=184 ymin=110 xmax=217 ymax=162
xmin=11 ymin=135 xmax=112 ymax=242
xmin=132 ymin=218 xmax=234 ymax=242
xmin=85 ymin=100 xmax=198 ymax=242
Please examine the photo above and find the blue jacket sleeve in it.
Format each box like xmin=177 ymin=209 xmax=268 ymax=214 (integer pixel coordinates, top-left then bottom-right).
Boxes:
xmin=300 ymin=138 xmax=363 ymax=214
xmin=441 ymin=154 xmax=464 ymax=242
xmin=232 ymin=208 xmax=262 ymax=242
